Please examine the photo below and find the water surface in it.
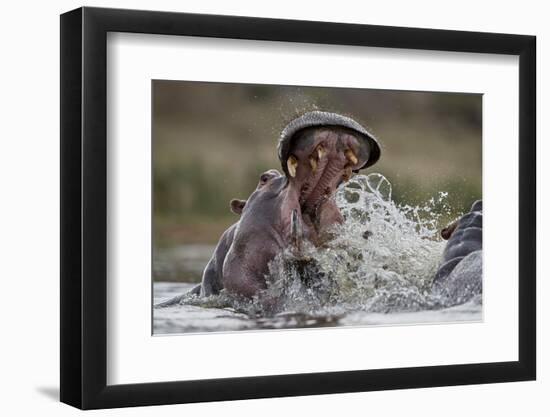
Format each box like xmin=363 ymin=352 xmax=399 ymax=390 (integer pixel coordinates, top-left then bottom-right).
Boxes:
xmin=153 ymin=174 xmax=482 ymax=335
xmin=154 ymin=282 xmax=481 ymax=334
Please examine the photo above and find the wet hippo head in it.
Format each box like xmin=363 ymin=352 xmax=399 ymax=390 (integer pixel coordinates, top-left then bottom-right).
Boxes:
xmin=277 ymin=111 xmax=381 ymax=243
xmin=221 ymin=169 xmax=299 ymax=297
xmin=197 ymin=112 xmax=381 ymax=299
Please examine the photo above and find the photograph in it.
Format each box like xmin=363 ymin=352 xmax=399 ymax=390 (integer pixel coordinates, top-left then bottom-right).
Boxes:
xmin=50 ymin=1 xmax=539 ymax=411
xmin=0 ymin=0 xmax=542 ymax=413
xmin=152 ymin=80 xmax=483 ymax=334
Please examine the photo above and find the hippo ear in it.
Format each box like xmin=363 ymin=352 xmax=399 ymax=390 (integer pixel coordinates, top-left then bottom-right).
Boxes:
xmin=441 ymin=220 xmax=459 ymax=240
xmin=230 ymin=199 xmax=246 ymax=215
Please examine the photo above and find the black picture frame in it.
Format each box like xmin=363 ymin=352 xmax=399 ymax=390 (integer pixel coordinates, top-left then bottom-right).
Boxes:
xmin=60 ymin=6 xmax=536 ymax=410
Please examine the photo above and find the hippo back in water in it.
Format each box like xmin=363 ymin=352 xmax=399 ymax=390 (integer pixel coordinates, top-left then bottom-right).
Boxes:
xmin=433 ymin=200 xmax=482 ymax=306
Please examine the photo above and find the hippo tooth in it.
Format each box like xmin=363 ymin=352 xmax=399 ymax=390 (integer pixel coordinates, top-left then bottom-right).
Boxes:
xmin=287 ymin=155 xmax=298 ymax=177
xmin=345 ymin=149 xmax=358 ymax=166
xmin=317 ymin=145 xmax=326 ymax=160
xmin=309 ymin=156 xmax=318 ymax=172
xmin=343 ymin=165 xmax=353 ymax=181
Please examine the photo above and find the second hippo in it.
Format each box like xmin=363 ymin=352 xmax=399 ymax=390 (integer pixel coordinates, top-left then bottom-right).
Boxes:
xmin=433 ymin=200 xmax=483 ymax=306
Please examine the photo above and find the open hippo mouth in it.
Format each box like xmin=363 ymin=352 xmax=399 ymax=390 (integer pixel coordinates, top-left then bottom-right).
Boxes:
xmin=170 ymin=111 xmax=382 ymax=299
xmin=278 ymin=111 xmax=381 ymax=244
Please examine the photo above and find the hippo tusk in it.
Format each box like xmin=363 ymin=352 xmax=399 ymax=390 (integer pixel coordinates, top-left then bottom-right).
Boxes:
xmin=342 ymin=165 xmax=353 ymax=182
xmin=317 ymin=144 xmax=326 ymax=160
xmin=345 ymin=149 xmax=358 ymax=166
xmin=287 ymin=155 xmax=298 ymax=178
xmin=309 ymin=155 xmax=318 ymax=173
xmin=290 ymin=208 xmax=303 ymax=253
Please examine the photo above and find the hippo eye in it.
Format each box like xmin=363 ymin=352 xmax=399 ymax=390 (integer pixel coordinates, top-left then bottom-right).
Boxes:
xmin=260 ymin=174 xmax=269 ymax=183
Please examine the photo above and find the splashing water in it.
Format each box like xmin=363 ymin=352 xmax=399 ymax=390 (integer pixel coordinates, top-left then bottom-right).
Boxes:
xmin=179 ymin=174 xmax=454 ymax=320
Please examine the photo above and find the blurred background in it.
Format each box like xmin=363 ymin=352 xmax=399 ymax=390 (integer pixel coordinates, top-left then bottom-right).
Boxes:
xmin=153 ymin=80 xmax=481 ymax=283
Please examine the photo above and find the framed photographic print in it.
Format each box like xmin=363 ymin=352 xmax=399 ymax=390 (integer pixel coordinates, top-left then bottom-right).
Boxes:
xmin=60 ymin=6 xmax=536 ymax=409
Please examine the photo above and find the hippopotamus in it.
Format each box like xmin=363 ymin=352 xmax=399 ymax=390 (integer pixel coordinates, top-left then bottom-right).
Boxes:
xmin=194 ymin=111 xmax=381 ymax=298
xmin=433 ymin=200 xmax=482 ymax=306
